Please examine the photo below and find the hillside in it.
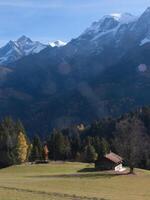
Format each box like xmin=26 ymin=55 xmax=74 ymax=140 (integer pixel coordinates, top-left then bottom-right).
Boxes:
xmin=1 ymin=8 xmax=150 ymax=134
xmin=0 ymin=162 xmax=149 ymax=200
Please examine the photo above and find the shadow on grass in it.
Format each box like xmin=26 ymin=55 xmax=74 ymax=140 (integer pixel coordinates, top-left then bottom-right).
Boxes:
xmin=78 ymin=167 xmax=99 ymax=172
xmin=27 ymin=167 xmax=129 ymax=179
xmin=27 ymin=171 xmax=117 ymax=179
xmin=78 ymin=167 xmax=130 ymax=174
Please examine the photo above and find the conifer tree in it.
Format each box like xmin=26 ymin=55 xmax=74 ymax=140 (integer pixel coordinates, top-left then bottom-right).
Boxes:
xmin=0 ymin=117 xmax=18 ymax=166
xmin=0 ymin=117 xmax=29 ymax=167
xmin=30 ymin=135 xmax=43 ymax=161
xmin=101 ymin=138 xmax=110 ymax=155
xmin=70 ymin=132 xmax=81 ymax=159
xmin=48 ymin=129 xmax=71 ymax=160
xmin=83 ymin=144 xmax=98 ymax=163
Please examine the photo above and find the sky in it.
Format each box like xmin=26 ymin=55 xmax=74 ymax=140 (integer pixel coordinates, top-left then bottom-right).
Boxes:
xmin=0 ymin=0 xmax=150 ymax=46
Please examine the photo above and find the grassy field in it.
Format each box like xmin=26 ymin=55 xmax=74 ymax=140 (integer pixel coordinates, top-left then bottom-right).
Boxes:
xmin=0 ymin=162 xmax=149 ymax=200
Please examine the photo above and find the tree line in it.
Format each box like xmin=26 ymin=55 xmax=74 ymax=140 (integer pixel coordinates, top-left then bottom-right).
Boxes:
xmin=0 ymin=106 xmax=150 ymax=172
xmin=0 ymin=117 xmax=30 ymax=167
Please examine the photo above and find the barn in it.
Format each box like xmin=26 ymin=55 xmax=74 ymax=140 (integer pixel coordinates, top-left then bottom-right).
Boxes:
xmin=95 ymin=152 xmax=125 ymax=172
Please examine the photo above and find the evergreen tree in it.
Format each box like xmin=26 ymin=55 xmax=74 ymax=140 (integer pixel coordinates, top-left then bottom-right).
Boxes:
xmin=70 ymin=132 xmax=81 ymax=159
xmin=30 ymin=135 xmax=43 ymax=161
xmin=75 ymin=152 xmax=81 ymax=162
xmin=83 ymin=144 xmax=98 ymax=163
xmin=48 ymin=129 xmax=71 ymax=160
xmin=63 ymin=136 xmax=71 ymax=160
xmin=101 ymin=138 xmax=110 ymax=155
xmin=92 ymin=136 xmax=103 ymax=156
xmin=0 ymin=117 xmax=18 ymax=167
xmin=0 ymin=117 xmax=29 ymax=167
xmin=15 ymin=120 xmax=26 ymax=135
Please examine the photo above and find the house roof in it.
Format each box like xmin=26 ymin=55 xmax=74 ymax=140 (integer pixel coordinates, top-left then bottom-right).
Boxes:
xmin=104 ymin=152 xmax=123 ymax=163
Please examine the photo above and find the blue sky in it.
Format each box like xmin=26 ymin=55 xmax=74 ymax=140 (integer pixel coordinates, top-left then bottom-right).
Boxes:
xmin=0 ymin=0 xmax=150 ymax=46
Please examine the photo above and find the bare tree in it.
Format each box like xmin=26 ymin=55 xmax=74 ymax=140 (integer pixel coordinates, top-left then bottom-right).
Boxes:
xmin=113 ymin=117 xmax=149 ymax=173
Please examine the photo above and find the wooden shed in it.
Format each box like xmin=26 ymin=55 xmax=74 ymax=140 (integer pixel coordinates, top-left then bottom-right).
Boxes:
xmin=95 ymin=152 xmax=124 ymax=172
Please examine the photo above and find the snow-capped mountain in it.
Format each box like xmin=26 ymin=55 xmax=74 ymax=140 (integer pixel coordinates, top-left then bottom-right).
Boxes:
xmin=0 ymin=36 xmax=47 ymax=65
xmin=49 ymin=40 xmax=67 ymax=47
xmin=80 ymin=13 xmax=136 ymax=40
xmin=2 ymin=8 xmax=150 ymax=133
xmin=109 ymin=13 xmax=137 ymax=23
xmin=77 ymin=12 xmax=138 ymax=48
xmin=64 ymin=8 xmax=150 ymax=65
xmin=83 ymin=12 xmax=137 ymax=35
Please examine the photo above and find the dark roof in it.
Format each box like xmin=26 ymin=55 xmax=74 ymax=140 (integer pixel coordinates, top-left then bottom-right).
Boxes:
xmin=104 ymin=152 xmax=123 ymax=163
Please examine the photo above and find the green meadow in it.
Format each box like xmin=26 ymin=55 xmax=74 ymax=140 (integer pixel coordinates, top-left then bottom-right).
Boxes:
xmin=0 ymin=162 xmax=149 ymax=200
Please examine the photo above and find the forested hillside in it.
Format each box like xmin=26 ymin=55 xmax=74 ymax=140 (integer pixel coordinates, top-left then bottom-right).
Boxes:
xmin=0 ymin=106 xmax=150 ymax=170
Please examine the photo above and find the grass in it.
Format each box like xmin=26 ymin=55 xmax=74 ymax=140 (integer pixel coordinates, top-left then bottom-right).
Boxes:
xmin=0 ymin=162 xmax=149 ymax=200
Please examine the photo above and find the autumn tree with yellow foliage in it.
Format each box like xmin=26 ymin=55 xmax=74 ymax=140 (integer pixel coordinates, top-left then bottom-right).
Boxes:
xmin=16 ymin=132 xmax=29 ymax=164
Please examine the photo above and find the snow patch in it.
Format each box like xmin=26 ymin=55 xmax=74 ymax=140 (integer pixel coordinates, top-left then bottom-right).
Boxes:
xmin=49 ymin=40 xmax=67 ymax=47
xmin=32 ymin=44 xmax=46 ymax=54
xmin=110 ymin=13 xmax=138 ymax=24
xmin=140 ymin=38 xmax=150 ymax=46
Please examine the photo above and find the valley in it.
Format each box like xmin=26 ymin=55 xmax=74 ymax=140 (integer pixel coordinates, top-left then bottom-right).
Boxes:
xmin=0 ymin=162 xmax=149 ymax=200
xmin=0 ymin=3 xmax=150 ymax=200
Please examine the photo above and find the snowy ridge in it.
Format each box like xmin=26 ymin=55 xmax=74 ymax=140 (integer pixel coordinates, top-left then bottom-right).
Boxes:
xmin=16 ymin=36 xmax=46 ymax=56
xmin=83 ymin=13 xmax=138 ymax=35
xmin=0 ymin=36 xmax=47 ymax=65
xmin=140 ymin=38 xmax=150 ymax=46
xmin=49 ymin=40 xmax=67 ymax=47
xmin=110 ymin=13 xmax=138 ymax=23
xmin=0 ymin=36 xmax=67 ymax=65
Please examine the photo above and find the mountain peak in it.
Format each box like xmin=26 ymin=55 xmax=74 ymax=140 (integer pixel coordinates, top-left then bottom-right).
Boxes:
xmin=8 ymin=40 xmax=16 ymax=46
xmin=83 ymin=12 xmax=137 ymax=36
xmin=144 ymin=7 xmax=150 ymax=13
xmin=0 ymin=36 xmax=47 ymax=65
xmin=17 ymin=35 xmax=32 ymax=44
xmin=109 ymin=13 xmax=137 ymax=23
xmin=49 ymin=40 xmax=67 ymax=47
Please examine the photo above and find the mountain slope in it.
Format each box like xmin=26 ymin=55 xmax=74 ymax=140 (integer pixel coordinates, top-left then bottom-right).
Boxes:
xmin=1 ymin=8 xmax=150 ymax=135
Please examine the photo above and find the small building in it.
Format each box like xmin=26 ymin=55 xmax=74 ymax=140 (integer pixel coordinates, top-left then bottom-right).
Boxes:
xmin=95 ymin=152 xmax=125 ymax=172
